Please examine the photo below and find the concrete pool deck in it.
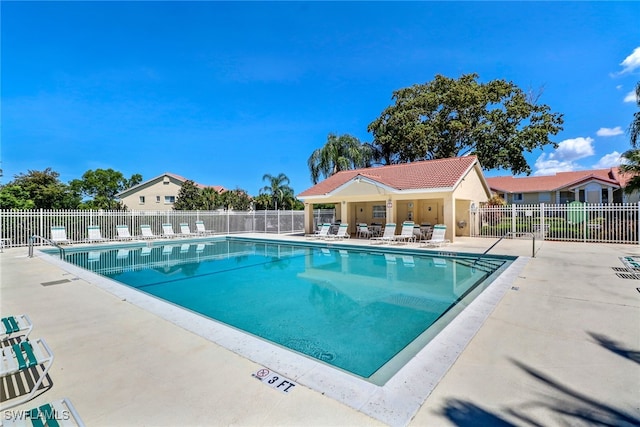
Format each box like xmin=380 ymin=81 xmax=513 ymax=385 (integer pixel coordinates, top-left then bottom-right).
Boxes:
xmin=1 ymin=236 xmax=639 ymax=426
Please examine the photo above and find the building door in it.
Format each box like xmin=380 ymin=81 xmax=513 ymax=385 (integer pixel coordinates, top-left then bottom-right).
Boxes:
xmin=422 ymin=202 xmax=439 ymax=225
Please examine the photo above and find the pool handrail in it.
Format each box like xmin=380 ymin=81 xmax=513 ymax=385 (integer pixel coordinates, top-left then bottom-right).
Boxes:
xmin=29 ymin=234 xmax=66 ymax=259
xmin=482 ymin=231 xmax=535 ymax=258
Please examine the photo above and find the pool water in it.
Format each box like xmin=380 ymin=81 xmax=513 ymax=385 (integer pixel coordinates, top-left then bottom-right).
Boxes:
xmin=61 ymin=237 xmax=512 ymax=383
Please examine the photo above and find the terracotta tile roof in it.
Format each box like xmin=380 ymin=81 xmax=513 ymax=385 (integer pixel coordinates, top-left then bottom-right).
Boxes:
xmin=486 ymin=169 xmax=622 ymax=193
xmin=298 ymin=156 xmax=480 ymax=197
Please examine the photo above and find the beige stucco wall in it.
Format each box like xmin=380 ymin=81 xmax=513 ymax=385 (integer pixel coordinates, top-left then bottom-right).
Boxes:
xmin=120 ymin=176 xmax=183 ymax=211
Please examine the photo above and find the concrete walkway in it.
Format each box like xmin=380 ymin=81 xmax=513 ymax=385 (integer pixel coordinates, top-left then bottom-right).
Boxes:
xmin=1 ymin=236 xmax=638 ymax=426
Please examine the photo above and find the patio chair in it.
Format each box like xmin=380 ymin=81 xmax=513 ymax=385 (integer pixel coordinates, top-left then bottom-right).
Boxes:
xmin=179 ymin=223 xmax=196 ymax=237
xmin=1 ymin=314 xmax=33 ymax=342
xmin=370 ymin=223 xmax=397 ymax=244
xmin=324 ymin=223 xmax=351 ymax=240
xmin=116 ymin=225 xmax=134 ymax=241
xmin=2 ymin=397 xmax=86 ymax=427
xmin=356 ymin=223 xmax=372 ymax=239
xmin=420 ymin=224 xmax=450 ymax=247
xmin=162 ymin=223 xmax=178 ymax=238
xmin=50 ymin=226 xmax=72 ymax=245
xmin=305 ymin=223 xmax=331 ymax=239
xmin=393 ymin=221 xmax=417 ymax=244
xmin=0 ymin=338 xmax=54 ymax=409
xmin=86 ymin=225 xmax=108 ymax=243
xmin=140 ymin=224 xmax=157 ymax=240
xmin=195 ymin=220 xmax=215 ymax=236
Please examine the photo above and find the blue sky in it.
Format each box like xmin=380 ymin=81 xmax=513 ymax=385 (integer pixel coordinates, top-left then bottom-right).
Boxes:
xmin=2 ymin=1 xmax=639 ymax=196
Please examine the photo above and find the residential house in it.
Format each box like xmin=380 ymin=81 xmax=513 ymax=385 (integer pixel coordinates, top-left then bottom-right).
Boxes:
xmin=116 ymin=172 xmax=225 ymax=211
xmin=297 ymin=156 xmax=492 ymax=242
xmin=486 ymin=168 xmax=636 ymax=205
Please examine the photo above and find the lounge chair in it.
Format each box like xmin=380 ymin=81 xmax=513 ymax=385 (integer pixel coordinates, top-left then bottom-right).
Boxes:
xmin=324 ymin=223 xmax=350 ymax=240
xmin=179 ymin=223 xmax=196 ymax=237
xmin=86 ymin=225 xmax=108 ymax=243
xmin=420 ymin=224 xmax=450 ymax=247
xmin=195 ymin=220 xmax=215 ymax=236
xmin=162 ymin=223 xmax=178 ymax=238
xmin=0 ymin=338 xmax=54 ymax=409
xmin=116 ymin=225 xmax=134 ymax=241
xmin=1 ymin=314 xmax=33 ymax=342
xmin=2 ymin=397 xmax=85 ymax=427
xmin=370 ymin=223 xmax=397 ymax=244
xmin=305 ymin=223 xmax=331 ymax=239
xmin=140 ymin=224 xmax=157 ymax=240
xmin=50 ymin=226 xmax=72 ymax=245
xmin=393 ymin=221 xmax=417 ymax=244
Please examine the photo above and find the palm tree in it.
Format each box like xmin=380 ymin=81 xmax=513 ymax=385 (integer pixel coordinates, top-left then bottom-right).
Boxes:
xmin=620 ymin=149 xmax=640 ymax=194
xmin=630 ymin=81 xmax=640 ymax=148
xmin=260 ymin=173 xmax=294 ymax=210
xmin=307 ymin=133 xmax=376 ymax=184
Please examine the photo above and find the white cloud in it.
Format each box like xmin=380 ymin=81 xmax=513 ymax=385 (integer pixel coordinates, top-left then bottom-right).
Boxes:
xmin=620 ymin=46 xmax=640 ymax=74
xmin=596 ymin=126 xmax=624 ymax=137
xmin=553 ymin=137 xmax=595 ymax=161
xmin=534 ymin=156 xmax=577 ymax=176
xmin=624 ymin=89 xmax=638 ymax=103
xmin=533 ymin=137 xmax=595 ymax=175
xmin=592 ymin=151 xmax=622 ymax=169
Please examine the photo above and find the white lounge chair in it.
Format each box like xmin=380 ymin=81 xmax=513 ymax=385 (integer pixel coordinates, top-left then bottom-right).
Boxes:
xmin=421 ymin=224 xmax=450 ymax=247
xmin=324 ymin=223 xmax=350 ymax=240
xmin=0 ymin=338 xmax=54 ymax=409
xmin=162 ymin=223 xmax=178 ymax=238
xmin=195 ymin=220 xmax=215 ymax=236
xmin=140 ymin=224 xmax=157 ymax=239
xmin=179 ymin=223 xmax=196 ymax=236
xmin=370 ymin=223 xmax=397 ymax=244
xmin=50 ymin=226 xmax=72 ymax=245
xmin=306 ymin=223 xmax=331 ymax=239
xmin=116 ymin=225 xmax=134 ymax=241
xmin=2 ymin=398 xmax=86 ymax=427
xmin=86 ymin=225 xmax=108 ymax=243
xmin=393 ymin=221 xmax=417 ymax=244
xmin=1 ymin=314 xmax=33 ymax=342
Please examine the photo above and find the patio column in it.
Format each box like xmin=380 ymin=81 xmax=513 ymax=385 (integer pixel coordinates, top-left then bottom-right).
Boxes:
xmin=443 ymin=194 xmax=455 ymax=242
xmin=608 ymin=187 xmax=613 ymax=204
xmin=304 ymin=203 xmax=315 ymax=234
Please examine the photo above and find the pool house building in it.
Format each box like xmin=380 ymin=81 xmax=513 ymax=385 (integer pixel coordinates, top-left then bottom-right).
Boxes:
xmin=298 ymin=156 xmax=492 ymax=242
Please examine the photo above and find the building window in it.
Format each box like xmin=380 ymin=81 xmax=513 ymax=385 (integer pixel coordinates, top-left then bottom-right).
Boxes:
xmin=164 ymin=196 xmax=175 ymax=204
xmin=156 ymin=196 xmax=161 ymax=203
xmin=139 ymin=196 xmax=145 ymax=204
xmin=538 ymin=192 xmax=551 ymax=202
xmin=513 ymin=193 xmax=523 ymax=202
xmin=372 ymin=205 xmax=386 ymax=219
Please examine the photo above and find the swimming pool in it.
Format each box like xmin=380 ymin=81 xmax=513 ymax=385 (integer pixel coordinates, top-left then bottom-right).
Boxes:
xmin=56 ymin=237 xmax=513 ymax=385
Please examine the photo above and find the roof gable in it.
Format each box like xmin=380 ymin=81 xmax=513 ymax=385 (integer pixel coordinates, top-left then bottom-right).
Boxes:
xmin=298 ymin=156 xmax=485 ymax=198
xmin=486 ymin=169 xmax=622 ymax=193
xmin=116 ymin=172 xmax=225 ymax=198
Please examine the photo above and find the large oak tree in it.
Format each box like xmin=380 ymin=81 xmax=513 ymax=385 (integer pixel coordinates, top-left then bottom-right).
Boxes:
xmin=367 ymin=73 xmax=564 ymax=175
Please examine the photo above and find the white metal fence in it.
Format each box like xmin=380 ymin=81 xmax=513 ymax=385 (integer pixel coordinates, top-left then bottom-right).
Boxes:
xmin=0 ymin=209 xmax=336 ymax=248
xmin=472 ymin=203 xmax=640 ymax=244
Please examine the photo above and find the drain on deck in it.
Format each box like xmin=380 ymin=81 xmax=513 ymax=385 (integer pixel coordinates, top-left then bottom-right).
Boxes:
xmin=40 ymin=279 xmax=72 ymax=286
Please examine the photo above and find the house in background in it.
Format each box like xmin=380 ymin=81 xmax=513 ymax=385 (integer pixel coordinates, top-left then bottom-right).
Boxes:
xmin=116 ymin=172 xmax=225 ymax=211
xmin=297 ymin=156 xmax=492 ymax=242
xmin=486 ymin=168 xmax=636 ymax=205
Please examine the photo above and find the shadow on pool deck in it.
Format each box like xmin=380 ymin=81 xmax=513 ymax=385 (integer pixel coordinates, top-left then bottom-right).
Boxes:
xmin=1 ymin=236 xmax=639 ymax=426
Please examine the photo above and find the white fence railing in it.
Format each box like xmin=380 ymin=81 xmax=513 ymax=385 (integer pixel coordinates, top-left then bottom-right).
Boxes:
xmin=471 ymin=203 xmax=640 ymax=244
xmin=0 ymin=209 xmax=336 ymax=248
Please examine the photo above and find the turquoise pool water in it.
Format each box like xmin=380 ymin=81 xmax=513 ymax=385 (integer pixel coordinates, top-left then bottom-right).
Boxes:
xmin=59 ymin=237 xmax=512 ymax=383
